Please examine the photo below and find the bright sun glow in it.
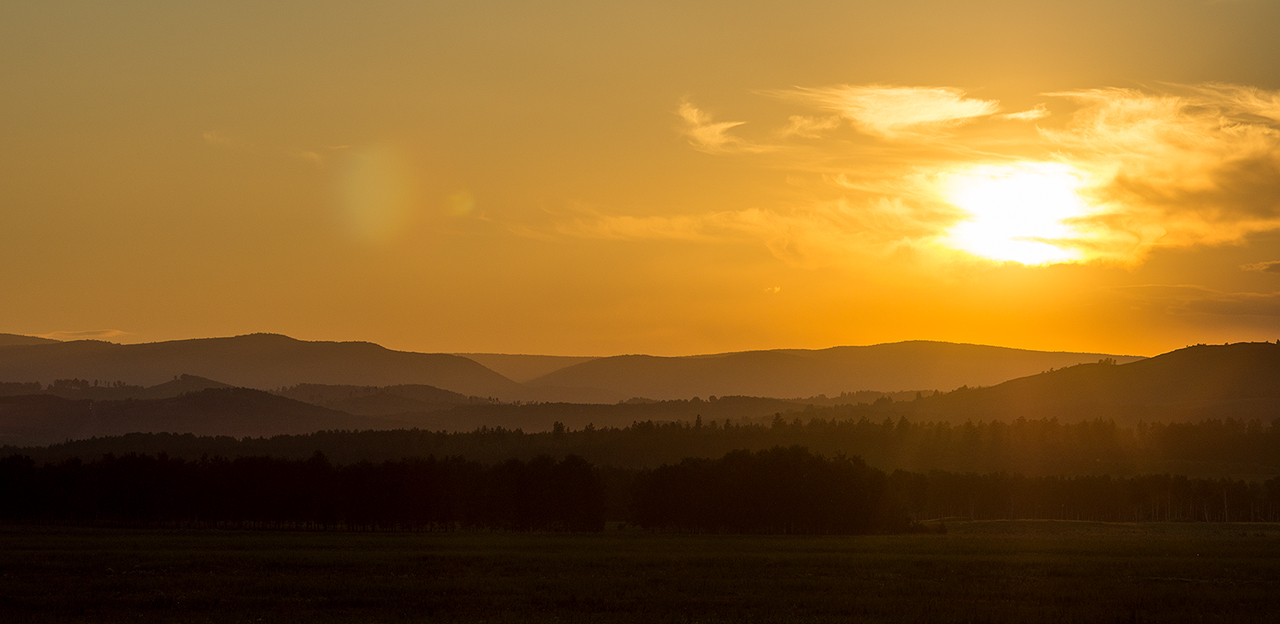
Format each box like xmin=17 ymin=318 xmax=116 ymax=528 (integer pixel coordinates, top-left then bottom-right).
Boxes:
xmin=941 ymin=163 xmax=1093 ymax=265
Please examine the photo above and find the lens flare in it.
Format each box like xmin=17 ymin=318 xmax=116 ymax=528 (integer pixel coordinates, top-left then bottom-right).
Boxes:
xmin=336 ymin=145 xmax=418 ymax=242
xmin=940 ymin=163 xmax=1094 ymax=265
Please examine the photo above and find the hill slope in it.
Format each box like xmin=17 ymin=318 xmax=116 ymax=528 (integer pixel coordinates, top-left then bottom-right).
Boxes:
xmin=529 ymin=341 xmax=1144 ymax=400
xmin=0 ymin=334 xmax=525 ymax=399
xmin=0 ymin=334 xmax=59 ymax=347
xmin=277 ymin=383 xmax=483 ymax=417
xmin=456 ymin=354 xmax=598 ymax=383
xmin=908 ymin=342 xmax=1280 ymax=423
xmin=0 ymin=388 xmax=384 ymax=446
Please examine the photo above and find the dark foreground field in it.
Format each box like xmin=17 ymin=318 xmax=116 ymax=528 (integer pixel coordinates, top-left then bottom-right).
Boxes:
xmin=2 ymin=522 xmax=1278 ymax=623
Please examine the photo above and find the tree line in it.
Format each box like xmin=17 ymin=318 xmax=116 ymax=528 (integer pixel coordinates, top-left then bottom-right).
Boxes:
xmin=0 ymin=452 xmax=604 ymax=532
xmin=630 ymin=447 xmax=903 ymax=534
xmin=4 ymin=447 xmax=1280 ymax=533
xmin=9 ymin=414 xmax=1279 ymax=477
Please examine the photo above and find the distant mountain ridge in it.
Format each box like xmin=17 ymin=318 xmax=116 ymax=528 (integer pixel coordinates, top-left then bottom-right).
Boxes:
xmin=276 ymin=383 xmax=485 ymax=417
xmin=0 ymin=333 xmax=59 ymax=347
xmin=455 ymin=354 xmax=598 ymax=383
xmin=0 ymin=333 xmax=525 ymax=399
xmin=0 ymin=333 xmax=1147 ymax=403
xmin=906 ymin=341 xmax=1280 ymax=423
xmin=0 ymin=341 xmax=1274 ymax=445
xmin=0 ymin=388 xmax=382 ymax=446
xmin=529 ymin=341 xmax=1146 ymax=400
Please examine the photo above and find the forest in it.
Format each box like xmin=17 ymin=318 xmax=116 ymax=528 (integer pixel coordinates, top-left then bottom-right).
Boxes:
xmin=4 ymin=446 xmax=1280 ymax=533
xmin=0 ymin=452 xmax=605 ymax=532
xmin=8 ymin=413 xmax=1278 ymax=477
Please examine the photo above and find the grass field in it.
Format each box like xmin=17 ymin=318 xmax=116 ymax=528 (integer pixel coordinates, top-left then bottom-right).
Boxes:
xmin=2 ymin=522 xmax=1278 ymax=623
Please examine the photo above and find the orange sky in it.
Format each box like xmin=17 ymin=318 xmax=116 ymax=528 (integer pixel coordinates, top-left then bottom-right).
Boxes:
xmin=3 ymin=1 xmax=1280 ymax=356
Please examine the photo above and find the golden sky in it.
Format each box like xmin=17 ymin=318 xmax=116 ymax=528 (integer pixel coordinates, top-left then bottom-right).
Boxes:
xmin=3 ymin=1 xmax=1280 ymax=356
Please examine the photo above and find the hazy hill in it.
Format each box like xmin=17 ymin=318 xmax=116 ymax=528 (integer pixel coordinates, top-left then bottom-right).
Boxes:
xmin=456 ymin=354 xmax=598 ymax=383
xmin=529 ymin=341 xmax=1144 ymax=400
xmin=0 ymin=334 xmax=525 ymax=399
xmin=277 ymin=383 xmax=483 ymax=417
xmin=134 ymin=374 xmax=232 ymax=399
xmin=369 ymin=395 xmax=807 ymax=433
xmin=1 ymin=343 xmax=1275 ymax=445
xmin=0 ymin=333 xmax=59 ymax=347
xmin=0 ymin=335 xmax=1151 ymax=404
xmin=908 ymin=342 xmax=1280 ymax=423
xmin=0 ymin=387 xmax=383 ymax=446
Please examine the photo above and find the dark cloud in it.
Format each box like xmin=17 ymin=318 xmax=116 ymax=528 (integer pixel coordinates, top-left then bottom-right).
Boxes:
xmin=1243 ymin=260 xmax=1280 ymax=274
xmin=1119 ymin=285 xmax=1280 ymax=316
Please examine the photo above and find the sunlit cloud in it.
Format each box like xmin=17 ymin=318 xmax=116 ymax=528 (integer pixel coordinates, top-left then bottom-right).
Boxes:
xmin=532 ymin=83 xmax=1280 ymax=270
xmin=776 ymin=115 xmax=842 ymax=139
xmin=1044 ymin=85 xmax=1280 ymax=257
xmin=998 ymin=104 xmax=1050 ymax=121
xmin=551 ymin=197 xmax=956 ymax=269
xmin=677 ymin=101 xmax=772 ymax=154
xmin=776 ymin=85 xmax=1001 ymax=138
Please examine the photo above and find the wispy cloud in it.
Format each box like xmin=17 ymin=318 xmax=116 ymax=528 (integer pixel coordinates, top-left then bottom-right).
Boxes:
xmin=1045 ymin=84 xmax=1280 ymax=254
xmin=550 ymin=196 xmax=959 ymax=269
xmin=776 ymin=115 xmax=842 ymax=139
xmin=1243 ymin=260 xmax=1280 ymax=274
xmin=38 ymin=329 xmax=130 ymax=341
xmin=528 ymin=83 xmax=1280 ymax=269
xmin=203 ymin=130 xmax=334 ymax=165
xmin=998 ymin=104 xmax=1050 ymax=121
xmin=1119 ymin=285 xmax=1280 ymax=316
xmin=202 ymin=130 xmax=244 ymax=148
xmin=677 ymin=102 xmax=771 ymax=154
xmin=775 ymin=85 xmax=1001 ymax=138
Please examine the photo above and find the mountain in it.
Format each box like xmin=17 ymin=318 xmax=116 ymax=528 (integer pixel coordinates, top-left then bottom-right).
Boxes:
xmin=0 ymin=334 xmax=1151 ymax=404
xmin=1 ymin=342 xmax=1273 ymax=445
xmin=277 ymin=383 xmax=481 ymax=417
xmin=907 ymin=342 xmax=1280 ymax=423
xmin=456 ymin=354 xmax=599 ymax=383
xmin=528 ymin=341 xmax=1145 ymax=400
xmin=0 ymin=333 xmax=59 ymax=347
xmin=363 ymin=395 xmax=807 ymax=433
xmin=133 ymin=374 xmax=233 ymax=399
xmin=0 ymin=387 xmax=384 ymax=446
xmin=0 ymin=334 xmax=525 ymax=399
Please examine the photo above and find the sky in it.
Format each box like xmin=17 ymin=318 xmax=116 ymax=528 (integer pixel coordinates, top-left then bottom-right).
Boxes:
xmin=3 ymin=0 xmax=1280 ymax=357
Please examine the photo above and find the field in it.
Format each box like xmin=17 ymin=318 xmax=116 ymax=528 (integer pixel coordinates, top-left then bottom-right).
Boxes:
xmin=2 ymin=522 xmax=1279 ymax=623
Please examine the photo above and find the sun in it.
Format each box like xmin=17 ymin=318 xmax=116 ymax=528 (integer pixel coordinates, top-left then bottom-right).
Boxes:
xmin=940 ymin=163 xmax=1094 ymax=265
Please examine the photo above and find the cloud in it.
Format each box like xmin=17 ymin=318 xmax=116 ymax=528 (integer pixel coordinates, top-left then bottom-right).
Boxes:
xmin=525 ymin=83 xmax=1280 ymax=270
xmin=1243 ymin=260 xmax=1280 ymax=274
xmin=550 ymin=196 xmax=959 ymax=269
xmin=710 ymin=83 xmax=1280 ymax=265
xmin=204 ymin=130 xmax=331 ymax=165
xmin=202 ymin=130 xmax=244 ymax=148
xmin=1119 ymin=284 xmax=1280 ymax=316
xmin=776 ymin=115 xmax=842 ymax=139
xmin=776 ymin=85 xmax=1000 ymax=138
xmin=998 ymin=104 xmax=1050 ymax=121
xmin=677 ymin=102 xmax=771 ymax=154
xmin=38 ymin=329 xmax=130 ymax=341
xmin=1044 ymin=85 xmax=1280 ymax=254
